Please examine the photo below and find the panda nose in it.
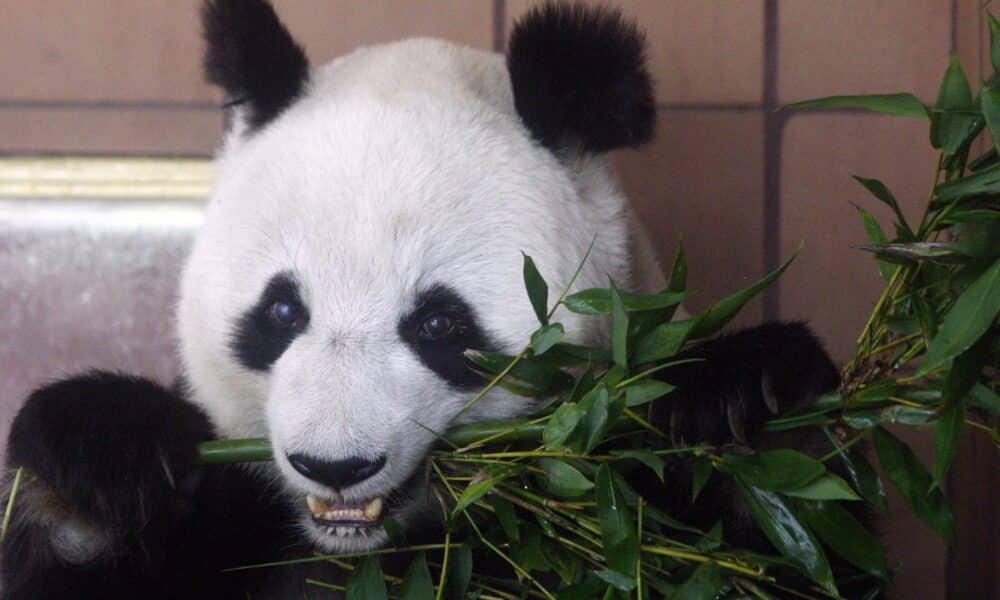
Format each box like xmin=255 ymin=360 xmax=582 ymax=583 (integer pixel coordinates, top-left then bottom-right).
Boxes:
xmin=286 ymin=453 xmax=387 ymax=490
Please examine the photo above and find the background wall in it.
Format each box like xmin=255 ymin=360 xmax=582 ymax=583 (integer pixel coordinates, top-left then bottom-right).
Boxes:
xmin=0 ymin=1 xmax=996 ymax=598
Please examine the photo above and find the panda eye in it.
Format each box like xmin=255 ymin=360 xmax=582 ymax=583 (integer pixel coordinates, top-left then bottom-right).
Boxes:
xmin=268 ymin=300 xmax=305 ymax=331
xmin=419 ymin=314 xmax=457 ymax=341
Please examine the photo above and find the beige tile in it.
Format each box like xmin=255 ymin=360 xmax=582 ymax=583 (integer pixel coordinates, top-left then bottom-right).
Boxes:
xmin=614 ymin=110 xmax=765 ymax=327
xmin=778 ymin=0 xmax=952 ymax=104
xmin=508 ymin=0 xmax=765 ymax=104
xmin=0 ymin=108 xmax=222 ymax=156
xmin=0 ymin=1 xmax=494 ymax=104
xmin=778 ymin=114 xmax=937 ymax=362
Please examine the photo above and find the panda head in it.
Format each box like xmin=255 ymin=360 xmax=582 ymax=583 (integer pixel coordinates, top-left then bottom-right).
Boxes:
xmin=178 ymin=0 xmax=655 ymax=552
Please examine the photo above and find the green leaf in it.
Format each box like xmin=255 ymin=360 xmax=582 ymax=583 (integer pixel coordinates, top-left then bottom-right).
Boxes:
xmin=531 ymin=323 xmax=565 ymax=355
xmin=346 ymin=556 xmax=388 ymax=600
xmin=562 ymin=288 xmax=686 ymax=315
xmin=873 ymin=427 xmax=955 ymax=543
xmin=855 ymin=242 xmax=965 ymax=264
xmin=465 ymin=350 xmax=574 ymax=397
xmin=933 ymin=335 xmax=991 ymax=487
xmin=696 ymin=521 xmax=724 ymax=552
xmin=593 ymin=569 xmax=637 ymax=592
xmin=736 ymin=481 xmax=837 ymax=594
xmin=982 ymin=87 xmax=1000 ymax=155
xmin=840 ymin=448 xmax=888 ymax=510
xmin=783 ymin=473 xmax=861 ymax=501
xmin=610 ymin=449 xmax=665 ymax=482
xmin=595 ymin=464 xmax=639 ymax=577
xmin=633 ymin=319 xmax=695 ymax=364
xmin=609 ymin=282 xmax=628 ymax=369
xmin=490 ymin=495 xmax=520 ymax=543
xmin=853 ymin=176 xmax=913 ymax=239
xmin=968 ymin=383 xmax=1000 ymax=414
xmin=576 ymin=386 xmax=611 ymax=453
xmin=793 ymin=500 xmax=887 ymax=578
xmin=855 ymin=206 xmax=896 ymax=281
xmin=690 ymin=249 xmax=799 ymax=339
xmin=398 ymin=553 xmax=435 ymax=600
xmin=451 ymin=472 xmax=496 ymax=515
xmin=930 ymin=55 xmax=975 ymax=156
xmin=785 ymin=93 xmax=929 ymax=119
xmin=952 ymin=220 xmax=1000 ymax=259
xmin=543 ymin=402 xmax=584 ymax=451
xmin=989 ymin=12 xmax=1000 ymax=73
xmin=664 ymin=243 xmax=688 ymax=321
xmin=916 ymin=256 xmax=1000 ymax=376
xmin=934 ymin=164 xmax=1000 ymax=200
xmin=623 ymin=379 xmax=675 ymax=407
xmin=675 ymin=562 xmax=729 ymax=600
xmin=509 ymin=524 xmax=543 ymax=572
xmin=538 ymin=458 xmax=594 ymax=498
xmin=692 ymin=456 xmax=712 ymax=502
xmin=721 ymin=449 xmax=826 ymax=492
xmin=523 ymin=253 xmax=549 ymax=325
xmin=445 ymin=544 xmax=472 ymax=600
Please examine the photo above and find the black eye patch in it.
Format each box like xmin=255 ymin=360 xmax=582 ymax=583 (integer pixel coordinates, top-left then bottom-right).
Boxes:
xmin=398 ymin=285 xmax=499 ymax=389
xmin=230 ymin=272 xmax=309 ymax=371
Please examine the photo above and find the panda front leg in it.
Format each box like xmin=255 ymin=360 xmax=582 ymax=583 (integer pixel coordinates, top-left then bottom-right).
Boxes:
xmin=651 ymin=321 xmax=840 ymax=447
xmin=0 ymin=371 xmax=288 ymax=599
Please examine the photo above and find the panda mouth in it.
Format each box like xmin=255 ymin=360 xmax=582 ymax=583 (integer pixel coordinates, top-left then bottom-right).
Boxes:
xmin=306 ymin=494 xmax=384 ymax=535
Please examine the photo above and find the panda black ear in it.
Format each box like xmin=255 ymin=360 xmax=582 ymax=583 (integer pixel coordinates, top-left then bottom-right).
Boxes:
xmin=201 ymin=0 xmax=310 ymax=132
xmin=507 ymin=2 xmax=656 ymax=154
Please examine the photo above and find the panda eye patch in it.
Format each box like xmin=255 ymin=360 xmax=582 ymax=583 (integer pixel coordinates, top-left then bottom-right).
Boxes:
xmin=398 ymin=285 xmax=500 ymax=389
xmin=230 ymin=273 xmax=309 ymax=371
xmin=418 ymin=314 xmax=457 ymax=341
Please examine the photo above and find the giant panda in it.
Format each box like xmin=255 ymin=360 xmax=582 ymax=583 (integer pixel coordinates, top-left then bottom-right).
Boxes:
xmin=0 ymin=1 xmax=842 ymax=598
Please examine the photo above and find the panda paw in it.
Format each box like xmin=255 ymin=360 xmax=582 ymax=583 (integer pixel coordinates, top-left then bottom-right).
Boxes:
xmin=5 ymin=372 xmax=214 ymax=549
xmin=650 ymin=322 xmax=840 ymax=446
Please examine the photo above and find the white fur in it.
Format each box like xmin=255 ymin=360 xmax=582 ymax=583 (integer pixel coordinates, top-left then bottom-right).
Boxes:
xmin=177 ymin=38 xmax=637 ymax=552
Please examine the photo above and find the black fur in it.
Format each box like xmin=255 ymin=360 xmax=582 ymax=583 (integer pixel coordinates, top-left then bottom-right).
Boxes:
xmin=230 ymin=272 xmax=309 ymax=371
xmin=1 ymin=372 xmax=311 ymax=599
xmin=202 ymin=0 xmax=310 ymax=131
xmin=507 ymin=2 xmax=656 ymax=154
xmin=651 ymin=321 xmax=841 ymax=446
xmin=397 ymin=285 xmax=501 ymax=389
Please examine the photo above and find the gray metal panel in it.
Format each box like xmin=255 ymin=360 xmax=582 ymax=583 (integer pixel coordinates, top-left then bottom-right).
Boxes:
xmin=0 ymin=197 xmax=203 ymax=447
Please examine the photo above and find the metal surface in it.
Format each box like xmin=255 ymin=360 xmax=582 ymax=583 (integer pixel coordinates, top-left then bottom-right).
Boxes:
xmin=0 ymin=171 xmax=205 ymax=449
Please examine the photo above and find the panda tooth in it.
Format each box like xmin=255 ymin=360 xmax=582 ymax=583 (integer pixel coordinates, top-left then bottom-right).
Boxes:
xmin=307 ymin=495 xmax=331 ymax=517
xmin=363 ymin=497 xmax=384 ymax=521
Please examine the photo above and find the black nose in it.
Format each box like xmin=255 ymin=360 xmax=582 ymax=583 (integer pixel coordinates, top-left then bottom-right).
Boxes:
xmin=286 ymin=453 xmax=387 ymax=490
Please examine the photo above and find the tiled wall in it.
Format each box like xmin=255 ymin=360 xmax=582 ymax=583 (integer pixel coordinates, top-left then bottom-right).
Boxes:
xmin=2 ymin=2 xmax=996 ymax=598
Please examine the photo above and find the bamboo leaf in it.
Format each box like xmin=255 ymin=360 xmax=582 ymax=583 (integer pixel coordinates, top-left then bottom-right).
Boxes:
xmin=610 ymin=282 xmax=628 ymax=369
xmin=690 ymin=249 xmax=799 ymax=339
xmin=675 ymin=562 xmax=729 ymax=600
xmin=989 ymin=11 xmax=1000 ymax=73
xmin=783 ymin=473 xmax=861 ymax=501
xmin=873 ymin=427 xmax=955 ymax=543
xmin=793 ymin=500 xmax=888 ymax=578
xmin=930 ymin=55 xmax=975 ymax=156
xmin=934 ymin=164 xmax=1000 ymax=200
xmin=445 ymin=544 xmax=472 ymax=600
xmin=623 ymin=379 xmax=675 ymax=407
xmin=610 ymin=448 xmax=665 ymax=482
xmin=785 ymin=93 xmax=929 ymax=119
xmin=692 ymin=457 xmax=712 ymax=502
xmin=933 ymin=335 xmax=991 ymax=487
xmin=840 ymin=448 xmax=888 ymax=511
xmin=721 ymin=449 xmax=826 ymax=492
xmin=451 ymin=472 xmax=496 ymax=515
xmin=855 ymin=206 xmax=897 ymax=281
xmin=855 ymin=242 xmax=966 ymax=264
xmin=563 ymin=288 xmax=686 ymax=315
xmin=968 ymin=382 xmax=1000 ymax=413
xmin=633 ymin=319 xmax=695 ymax=364
xmin=538 ymin=458 xmax=594 ymax=498
xmin=530 ymin=323 xmax=565 ymax=355
xmin=596 ymin=464 xmax=639 ymax=576
xmin=491 ymin=496 xmax=520 ymax=543
xmin=398 ymin=553 xmax=435 ymax=600
xmin=853 ymin=176 xmax=913 ymax=239
xmin=916 ymin=256 xmax=1000 ymax=376
xmin=522 ymin=253 xmax=549 ymax=325
xmin=543 ymin=402 xmax=585 ymax=451
xmin=981 ymin=86 xmax=1000 ymax=155
xmin=593 ymin=569 xmax=636 ymax=592
xmin=736 ymin=481 xmax=837 ymax=594
xmin=346 ymin=556 xmax=388 ymax=600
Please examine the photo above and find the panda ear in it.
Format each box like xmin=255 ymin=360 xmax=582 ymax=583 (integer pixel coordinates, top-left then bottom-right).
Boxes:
xmin=201 ymin=0 xmax=310 ymax=133
xmin=506 ymin=2 xmax=656 ymax=154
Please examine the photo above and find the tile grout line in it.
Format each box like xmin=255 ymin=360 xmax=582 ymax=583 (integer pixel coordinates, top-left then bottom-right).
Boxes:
xmin=762 ymin=0 xmax=782 ymax=321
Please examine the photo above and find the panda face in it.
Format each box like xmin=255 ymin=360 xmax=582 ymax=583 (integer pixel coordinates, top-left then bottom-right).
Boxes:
xmin=181 ymin=1 xmax=654 ymax=553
